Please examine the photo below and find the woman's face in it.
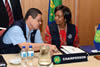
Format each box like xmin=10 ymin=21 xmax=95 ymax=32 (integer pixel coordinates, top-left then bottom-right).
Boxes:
xmin=55 ymin=10 xmax=65 ymax=25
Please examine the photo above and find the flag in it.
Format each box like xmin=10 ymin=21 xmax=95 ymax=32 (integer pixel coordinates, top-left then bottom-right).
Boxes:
xmin=48 ymin=0 xmax=62 ymax=24
xmin=94 ymin=24 xmax=100 ymax=51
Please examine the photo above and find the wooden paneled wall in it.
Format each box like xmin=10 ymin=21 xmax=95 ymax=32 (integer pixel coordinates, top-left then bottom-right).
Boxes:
xmin=77 ymin=0 xmax=100 ymax=46
xmin=21 ymin=0 xmax=100 ymax=46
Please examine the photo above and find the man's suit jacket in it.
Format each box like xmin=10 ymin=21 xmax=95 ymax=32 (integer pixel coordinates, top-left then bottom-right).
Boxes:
xmin=0 ymin=0 xmax=23 ymax=28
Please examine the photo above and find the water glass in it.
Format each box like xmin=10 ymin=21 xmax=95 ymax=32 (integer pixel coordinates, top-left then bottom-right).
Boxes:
xmin=38 ymin=45 xmax=52 ymax=67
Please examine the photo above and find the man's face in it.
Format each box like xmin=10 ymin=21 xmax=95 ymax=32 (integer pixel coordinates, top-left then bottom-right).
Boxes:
xmin=30 ymin=14 xmax=42 ymax=30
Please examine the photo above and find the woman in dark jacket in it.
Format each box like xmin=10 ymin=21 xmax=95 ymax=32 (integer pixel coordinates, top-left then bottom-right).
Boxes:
xmin=45 ymin=5 xmax=79 ymax=49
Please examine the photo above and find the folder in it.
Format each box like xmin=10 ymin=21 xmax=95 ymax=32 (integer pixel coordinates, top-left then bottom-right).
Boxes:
xmin=80 ymin=45 xmax=100 ymax=55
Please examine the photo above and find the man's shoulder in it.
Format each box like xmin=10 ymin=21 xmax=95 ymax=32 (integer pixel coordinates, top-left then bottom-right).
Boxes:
xmin=8 ymin=26 xmax=22 ymax=33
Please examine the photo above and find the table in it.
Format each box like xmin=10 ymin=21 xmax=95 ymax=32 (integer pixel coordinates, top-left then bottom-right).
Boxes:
xmin=2 ymin=53 xmax=100 ymax=67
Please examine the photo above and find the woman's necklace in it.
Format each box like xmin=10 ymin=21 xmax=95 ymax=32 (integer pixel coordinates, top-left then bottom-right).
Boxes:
xmin=58 ymin=24 xmax=67 ymax=45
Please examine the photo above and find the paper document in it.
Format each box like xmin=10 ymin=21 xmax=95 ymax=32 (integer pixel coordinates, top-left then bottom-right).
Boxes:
xmin=61 ymin=46 xmax=85 ymax=54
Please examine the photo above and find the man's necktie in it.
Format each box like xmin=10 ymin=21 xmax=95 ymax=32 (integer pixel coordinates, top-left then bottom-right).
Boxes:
xmin=31 ymin=30 xmax=37 ymax=43
xmin=5 ymin=0 xmax=14 ymax=26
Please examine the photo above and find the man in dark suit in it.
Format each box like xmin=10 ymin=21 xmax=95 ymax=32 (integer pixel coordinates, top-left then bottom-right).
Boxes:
xmin=0 ymin=0 xmax=23 ymax=28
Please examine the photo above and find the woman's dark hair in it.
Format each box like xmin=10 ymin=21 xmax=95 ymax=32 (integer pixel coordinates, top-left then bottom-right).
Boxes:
xmin=24 ymin=8 xmax=42 ymax=20
xmin=54 ymin=5 xmax=72 ymax=23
